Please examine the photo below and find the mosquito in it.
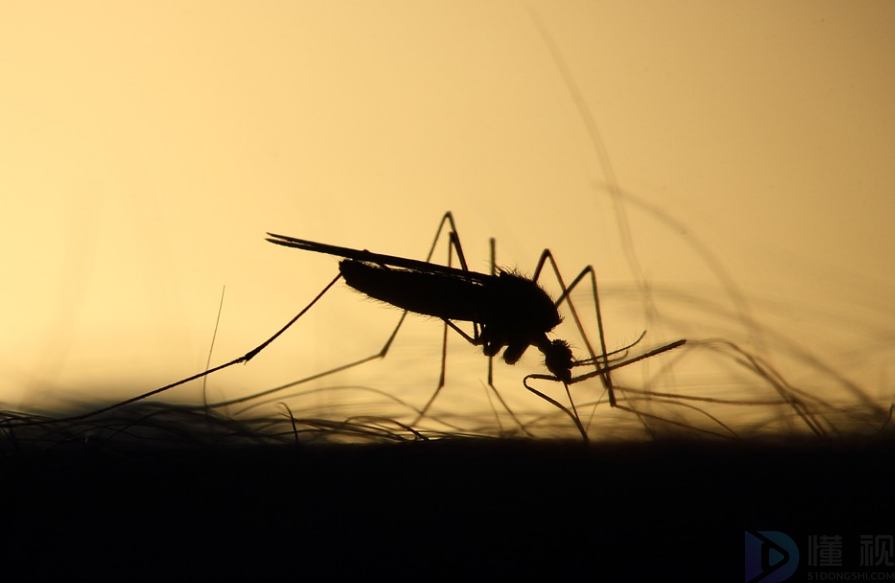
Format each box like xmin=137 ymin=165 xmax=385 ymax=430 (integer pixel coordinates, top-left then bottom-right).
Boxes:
xmin=4 ymin=212 xmax=683 ymax=442
xmin=264 ymin=211 xmax=686 ymax=440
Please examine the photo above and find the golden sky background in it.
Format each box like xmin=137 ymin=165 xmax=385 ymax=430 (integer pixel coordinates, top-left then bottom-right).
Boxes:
xmin=1 ymin=1 xmax=893 ymax=430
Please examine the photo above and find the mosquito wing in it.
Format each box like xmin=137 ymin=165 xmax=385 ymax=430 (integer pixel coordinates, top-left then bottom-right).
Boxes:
xmin=266 ymin=233 xmax=492 ymax=283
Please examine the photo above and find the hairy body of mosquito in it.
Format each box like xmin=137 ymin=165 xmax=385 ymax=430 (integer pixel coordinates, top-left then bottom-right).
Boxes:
xmin=338 ymin=259 xmax=574 ymax=383
xmin=266 ymin=234 xmax=575 ymax=384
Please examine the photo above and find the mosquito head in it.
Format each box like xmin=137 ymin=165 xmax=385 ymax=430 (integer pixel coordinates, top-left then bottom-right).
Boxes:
xmin=540 ymin=338 xmax=573 ymax=384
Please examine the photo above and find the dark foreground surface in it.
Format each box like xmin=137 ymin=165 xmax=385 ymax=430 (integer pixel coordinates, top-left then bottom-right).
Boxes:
xmin=2 ymin=436 xmax=893 ymax=582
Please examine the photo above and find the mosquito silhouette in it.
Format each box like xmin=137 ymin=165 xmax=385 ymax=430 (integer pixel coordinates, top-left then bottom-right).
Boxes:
xmin=267 ymin=230 xmax=575 ymax=384
xmin=261 ymin=212 xmax=685 ymax=439
xmin=5 ymin=212 xmax=684 ymax=442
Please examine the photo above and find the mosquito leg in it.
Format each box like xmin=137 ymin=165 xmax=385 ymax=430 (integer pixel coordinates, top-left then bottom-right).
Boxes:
xmin=321 ymin=211 xmax=469 ymax=395
xmin=532 ymin=252 xmax=613 ymax=395
xmin=483 ymin=236 xmax=533 ymax=435
xmin=212 ymin=211 xmax=475 ymax=431
xmin=420 ymin=235 xmax=529 ymax=436
xmin=523 ymin=374 xmax=589 ymax=442
xmin=432 ymin=214 xmax=480 ymax=340
xmin=510 ymin=249 xmax=629 ymax=439
xmin=375 ymin=212 xmax=466 ymax=369
xmin=413 ymin=214 xmax=485 ymax=425
xmin=403 ymin=213 xmax=470 ymax=425
xmin=533 ymin=255 xmax=694 ymax=438
xmin=414 ymin=230 xmax=458 ymax=424
xmin=410 ymin=218 xmax=528 ymax=435
xmin=7 ymin=273 xmax=344 ymax=429
xmin=532 ymin=252 xmax=688 ymax=437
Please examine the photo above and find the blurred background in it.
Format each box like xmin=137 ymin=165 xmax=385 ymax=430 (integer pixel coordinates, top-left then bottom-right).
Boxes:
xmin=1 ymin=1 xmax=893 ymax=438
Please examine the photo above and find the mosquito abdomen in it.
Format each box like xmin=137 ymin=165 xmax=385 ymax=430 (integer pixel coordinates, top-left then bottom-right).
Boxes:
xmin=339 ymin=260 xmax=486 ymax=322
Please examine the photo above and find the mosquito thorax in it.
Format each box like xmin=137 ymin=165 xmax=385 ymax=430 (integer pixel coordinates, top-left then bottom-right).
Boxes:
xmin=492 ymin=270 xmax=562 ymax=333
